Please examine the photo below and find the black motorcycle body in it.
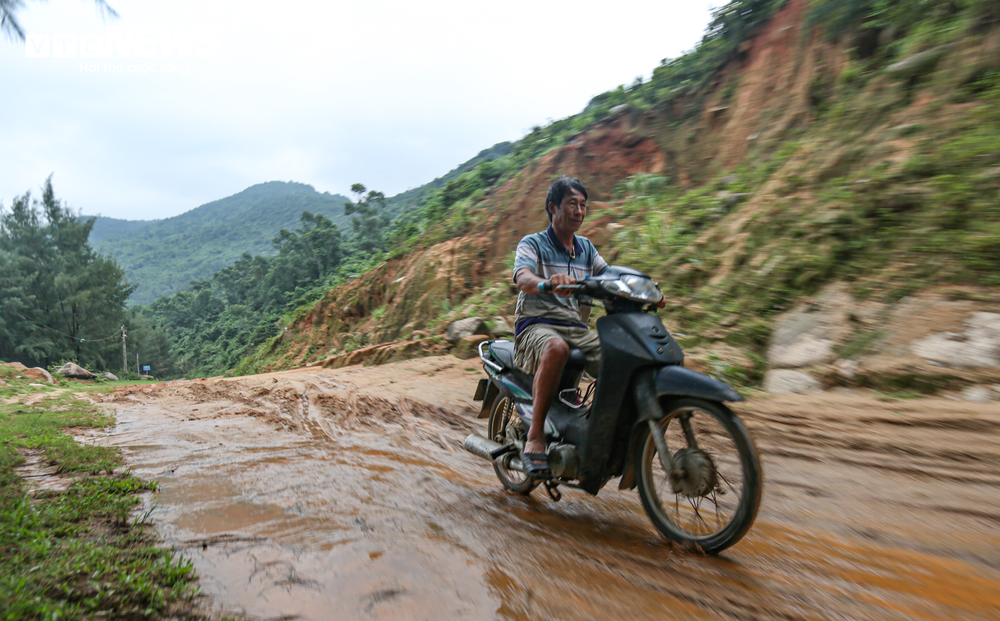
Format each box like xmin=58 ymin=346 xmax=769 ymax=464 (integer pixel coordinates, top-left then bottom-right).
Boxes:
xmin=465 ymin=266 xmax=762 ymax=553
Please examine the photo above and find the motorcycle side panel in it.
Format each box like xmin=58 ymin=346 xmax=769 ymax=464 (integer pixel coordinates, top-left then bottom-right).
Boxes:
xmin=652 ymin=366 xmax=744 ymax=405
xmin=544 ymin=401 xmax=589 ymax=446
xmin=496 ymin=372 xmax=533 ymax=403
xmin=513 ymin=402 xmax=560 ymax=437
xmin=576 ymin=313 xmax=682 ymax=494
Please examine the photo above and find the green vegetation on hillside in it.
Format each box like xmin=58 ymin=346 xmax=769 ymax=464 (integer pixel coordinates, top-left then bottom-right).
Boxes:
xmin=381 ymin=141 xmax=513 ymax=218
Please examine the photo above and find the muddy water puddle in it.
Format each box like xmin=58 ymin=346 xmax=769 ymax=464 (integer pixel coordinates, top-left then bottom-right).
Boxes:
xmin=101 ymin=372 xmax=1000 ymax=620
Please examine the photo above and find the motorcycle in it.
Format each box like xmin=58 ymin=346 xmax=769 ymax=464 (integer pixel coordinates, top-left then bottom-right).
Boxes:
xmin=464 ymin=266 xmax=762 ymax=553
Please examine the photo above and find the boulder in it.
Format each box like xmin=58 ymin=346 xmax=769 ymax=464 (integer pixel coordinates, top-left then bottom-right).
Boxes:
xmin=446 ymin=317 xmax=490 ymax=344
xmin=886 ymin=46 xmax=948 ymax=80
xmin=910 ymin=312 xmax=1000 ymax=368
xmin=491 ymin=316 xmax=514 ymax=337
xmin=452 ymin=334 xmax=491 ymax=360
xmin=764 ymin=370 xmax=821 ymax=395
xmin=833 ymin=359 xmax=859 ymax=381
xmin=714 ymin=191 xmax=750 ymax=209
xmin=769 ymin=334 xmax=835 ymax=369
xmin=961 ymin=386 xmax=995 ymax=403
xmin=22 ymin=367 xmax=55 ymax=383
xmin=104 ymin=372 xmax=119 ymax=381
xmin=56 ymin=362 xmax=97 ymax=379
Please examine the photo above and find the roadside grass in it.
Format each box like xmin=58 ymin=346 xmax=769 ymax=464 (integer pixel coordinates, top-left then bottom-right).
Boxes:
xmin=0 ymin=373 xmax=196 ymax=619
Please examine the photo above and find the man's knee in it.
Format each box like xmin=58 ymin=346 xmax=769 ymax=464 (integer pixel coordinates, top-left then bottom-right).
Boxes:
xmin=541 ymin=338 xmax=570 ymax=363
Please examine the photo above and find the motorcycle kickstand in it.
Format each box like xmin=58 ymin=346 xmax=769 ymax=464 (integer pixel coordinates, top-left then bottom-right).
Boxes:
xmin=544 ymin=480 xmax=562 ymax=502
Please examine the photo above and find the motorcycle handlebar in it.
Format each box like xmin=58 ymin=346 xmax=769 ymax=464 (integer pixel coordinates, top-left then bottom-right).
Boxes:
xmin=538 ymin=281 xmax=585 ymax=293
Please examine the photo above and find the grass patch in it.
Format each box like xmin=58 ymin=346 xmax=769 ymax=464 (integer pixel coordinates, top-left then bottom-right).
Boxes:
xmin=0 ymin=379 xmax=196 ymax=618
xmin=834 ymin=330 xmax=883 ymax=360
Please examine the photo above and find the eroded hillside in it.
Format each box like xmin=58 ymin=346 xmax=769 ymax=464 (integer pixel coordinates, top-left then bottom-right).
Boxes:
xmin=241 ymin=0 xmax=1000 ymax=395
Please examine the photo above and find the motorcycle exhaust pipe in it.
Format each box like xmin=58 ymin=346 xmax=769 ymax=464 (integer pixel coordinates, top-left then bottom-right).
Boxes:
xmin=464 ymin=434 xmax=503 ymax=460
xmin=463 ymin=434 xmax=525 ymax=472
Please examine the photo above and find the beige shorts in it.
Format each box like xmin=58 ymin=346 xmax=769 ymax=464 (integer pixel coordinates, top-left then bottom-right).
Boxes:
xmin=513 ymin=323 xmax=601 ymax=377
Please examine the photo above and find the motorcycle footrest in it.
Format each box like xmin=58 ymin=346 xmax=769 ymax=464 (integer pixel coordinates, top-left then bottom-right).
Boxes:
xmin=544 ymin=481 xmax=562 ymax=502
xmin=489 ymin=444 xmax=514 ymax=459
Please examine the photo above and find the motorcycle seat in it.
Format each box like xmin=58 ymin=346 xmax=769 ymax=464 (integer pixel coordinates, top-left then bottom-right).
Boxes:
xmin=489 ymin=340 xmax=586 ymax=371
xmin=489 ymin=340 xmax=516 ymax=369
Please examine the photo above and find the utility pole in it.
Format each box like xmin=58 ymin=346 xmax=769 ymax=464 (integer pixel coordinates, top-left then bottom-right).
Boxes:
xmin=136 ymin=352 xmax=139 ymax=376
xmin=121 ymin=325 xmax=127 ymax=374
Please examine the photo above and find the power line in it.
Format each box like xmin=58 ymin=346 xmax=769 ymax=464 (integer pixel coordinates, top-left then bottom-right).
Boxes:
xmin=8 ymin=307 xmax=120 ymax=343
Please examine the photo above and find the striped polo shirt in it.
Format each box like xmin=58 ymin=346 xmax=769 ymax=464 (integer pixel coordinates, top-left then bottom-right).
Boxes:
xmin=512 ymin=226 xmax=608 ymax=335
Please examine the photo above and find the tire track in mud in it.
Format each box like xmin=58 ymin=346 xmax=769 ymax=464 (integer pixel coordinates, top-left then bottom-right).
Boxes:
xmin=98 ymin=363 xmax=1000 ymax=620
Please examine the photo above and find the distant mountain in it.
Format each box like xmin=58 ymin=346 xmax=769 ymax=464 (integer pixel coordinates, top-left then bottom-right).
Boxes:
xmin=91 ymin=142 xmax=514 ymax=306
xmin=86 ymin=216 xmax=157 ymax=244
xmin=91 ymin=181 xmax=350 ymax=305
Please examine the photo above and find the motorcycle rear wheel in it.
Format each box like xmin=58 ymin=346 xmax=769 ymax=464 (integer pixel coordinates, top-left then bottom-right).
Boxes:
xmin=487 ymin=395 xmax=539 ymax=495
xmin=636 ymin=397 xmax=762 ymax=554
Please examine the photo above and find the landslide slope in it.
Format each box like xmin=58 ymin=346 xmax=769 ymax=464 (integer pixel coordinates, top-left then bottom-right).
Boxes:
xmin=241 ymin=0 xmax=1000 ymax=391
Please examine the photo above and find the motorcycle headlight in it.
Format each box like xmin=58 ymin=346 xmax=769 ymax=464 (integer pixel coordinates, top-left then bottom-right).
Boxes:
xmin=601 ymin=274 xmax=663 ymax=303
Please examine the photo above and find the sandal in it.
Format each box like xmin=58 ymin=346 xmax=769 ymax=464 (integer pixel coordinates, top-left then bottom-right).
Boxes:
xmin=521 ymin=452 xmax=552 ymax=480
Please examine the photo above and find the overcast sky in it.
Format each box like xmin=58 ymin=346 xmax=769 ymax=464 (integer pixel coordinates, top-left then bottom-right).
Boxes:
xmin=2 ymin=0 xmax=717 ymax=220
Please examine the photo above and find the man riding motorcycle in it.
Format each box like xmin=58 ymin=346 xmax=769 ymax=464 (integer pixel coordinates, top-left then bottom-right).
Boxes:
xmin=511 ymin=176 xmax=609 ymax=478
xmin=466 ymin=178 xmax=760 ymax=552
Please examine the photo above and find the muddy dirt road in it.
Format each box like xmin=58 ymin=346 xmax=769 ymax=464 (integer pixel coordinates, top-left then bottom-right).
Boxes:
xmin=97 ymin=356 xmax=1000 ymax=620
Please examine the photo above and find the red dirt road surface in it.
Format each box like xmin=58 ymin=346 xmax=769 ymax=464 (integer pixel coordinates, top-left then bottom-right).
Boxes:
xmin=97 ymin=356 xmax=1000 ymax=620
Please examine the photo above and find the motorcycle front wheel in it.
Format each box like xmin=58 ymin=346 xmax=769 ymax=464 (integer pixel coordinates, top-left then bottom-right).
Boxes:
xmin=636 ymin=397 xmax=762 ymax=554
xmin=487 ymin=395 xmax=539 ymax=495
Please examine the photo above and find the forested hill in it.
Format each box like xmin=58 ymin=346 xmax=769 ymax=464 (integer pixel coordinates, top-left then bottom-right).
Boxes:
xmin=90 ymin=181 xmax=350 ymax=305
xmin=86 ymin=216 xmax=156 ymax=244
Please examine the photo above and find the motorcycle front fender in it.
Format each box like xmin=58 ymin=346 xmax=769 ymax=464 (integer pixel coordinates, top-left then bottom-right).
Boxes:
xmin=653 ymin=365 xmax=743 ymax=406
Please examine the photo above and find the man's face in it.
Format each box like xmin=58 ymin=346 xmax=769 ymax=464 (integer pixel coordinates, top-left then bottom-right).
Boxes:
xmin=549 ymin=188 xmax=587 ymax=233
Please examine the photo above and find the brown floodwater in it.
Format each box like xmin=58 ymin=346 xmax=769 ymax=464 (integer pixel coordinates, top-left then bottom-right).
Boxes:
xmin=98 ymin=357 xmax=1000 ymax=620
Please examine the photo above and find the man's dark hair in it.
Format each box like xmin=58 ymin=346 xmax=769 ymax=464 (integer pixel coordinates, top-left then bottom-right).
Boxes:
xmin=545 ymin=176 xmax=588 ymax=221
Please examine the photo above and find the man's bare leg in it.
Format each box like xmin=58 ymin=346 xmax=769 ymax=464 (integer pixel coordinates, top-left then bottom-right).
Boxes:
xmin=525 ymin=338 xmax=569 ymax=456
